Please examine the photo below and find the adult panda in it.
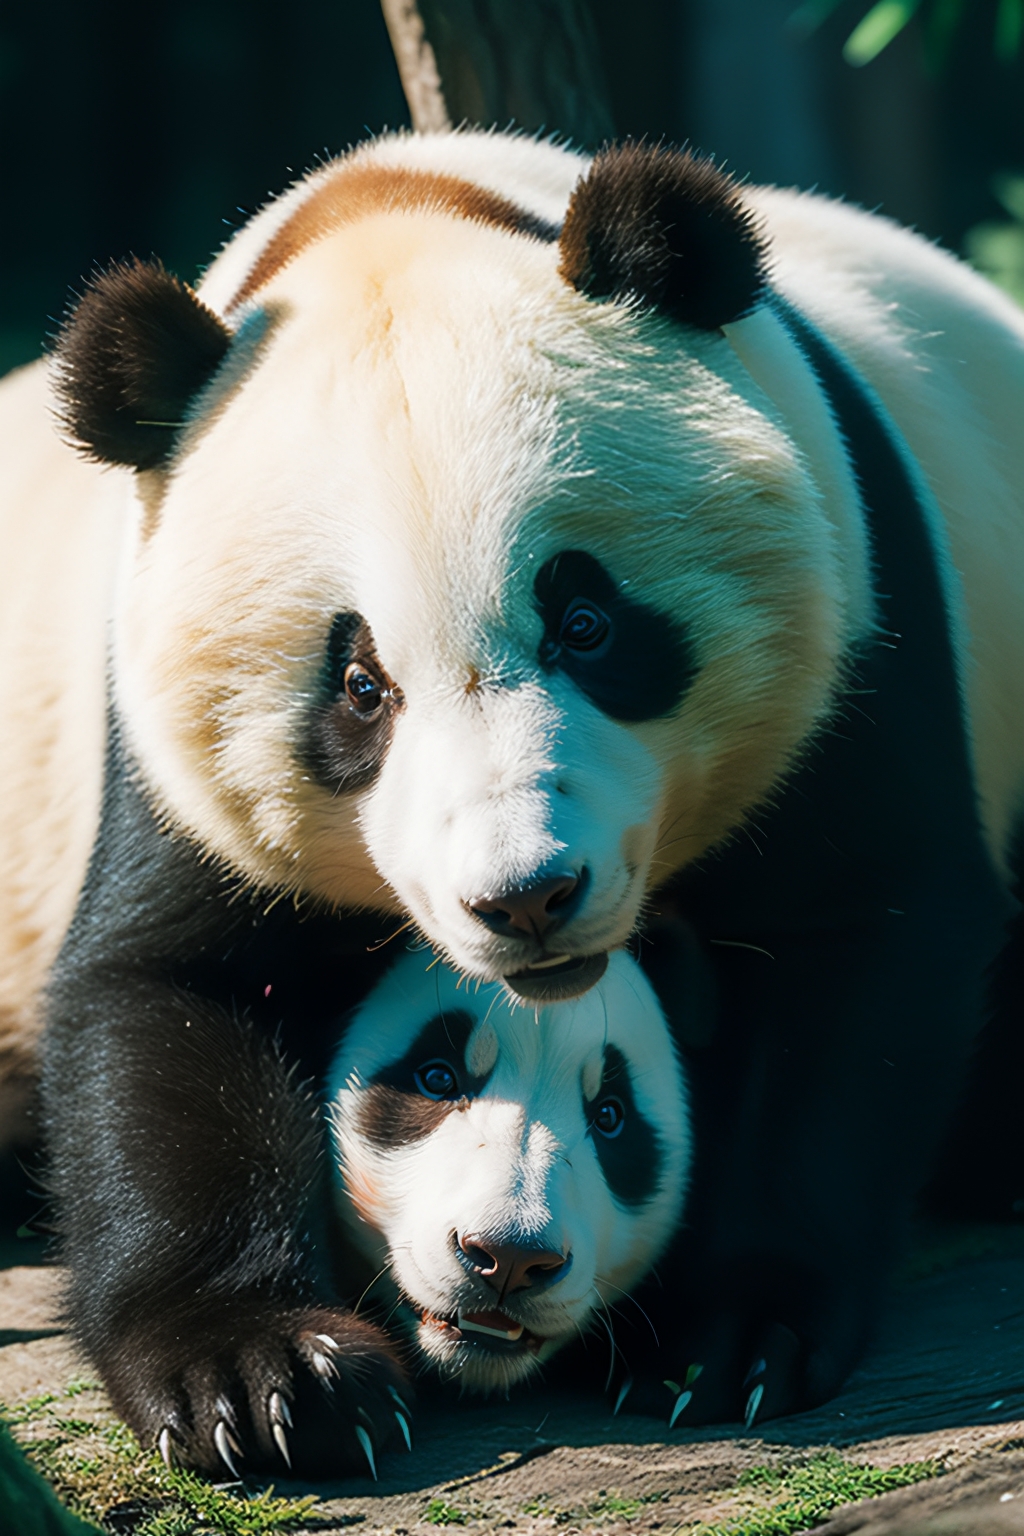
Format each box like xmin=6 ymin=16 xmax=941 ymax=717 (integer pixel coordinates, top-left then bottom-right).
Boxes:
xmin=325 ymin=948 xmax=690 ymax=1434
xmin=0 ymin=128 xmax=1020 ymax=1472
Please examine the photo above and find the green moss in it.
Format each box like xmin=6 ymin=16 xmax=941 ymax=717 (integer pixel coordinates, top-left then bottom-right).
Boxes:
xmin=424 ymin=1498 xmax=469 ymax=1525
xmin=5 ymin=1379 xmax=326 ymax=1535
xmin=688 ymin=1451 xmax=940 ymax=1536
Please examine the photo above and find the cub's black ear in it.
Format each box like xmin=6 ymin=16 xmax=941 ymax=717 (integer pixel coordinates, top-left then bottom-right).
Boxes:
xmin=559 ymin=142 xmax=769 ymax=330
xmin=54 ymin=258 xmax=232 ymax=471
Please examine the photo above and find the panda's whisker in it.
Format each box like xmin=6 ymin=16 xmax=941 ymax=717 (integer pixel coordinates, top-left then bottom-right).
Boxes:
xmin=352 ymin=1262 xmax=393 ymax=1316
xmin=366 ymin=918 xmax=417 ymax=952
xmin=596 ymin=1277 xmax=660 ymax=1346
xmin=590 ymin=1292 xmax=620 ymax=1390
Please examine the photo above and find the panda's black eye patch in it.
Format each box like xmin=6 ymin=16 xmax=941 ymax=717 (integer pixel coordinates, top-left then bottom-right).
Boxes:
xmin=356 ymin=1010 xmax=492 ymax=1150
xmin=534 ymin=550 xmax=696 ymax=721
xmin=300 ymin=611 xmax=403 ymax=793
xmin=585 ymin=1044 xmax=661 ymax=1206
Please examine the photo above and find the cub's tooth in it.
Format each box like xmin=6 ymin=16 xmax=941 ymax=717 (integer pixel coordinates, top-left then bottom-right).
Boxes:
xmin=457 ymin=1311 xmax=524 ymax=1340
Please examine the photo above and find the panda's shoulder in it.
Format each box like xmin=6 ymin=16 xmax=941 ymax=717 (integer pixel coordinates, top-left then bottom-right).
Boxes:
xmin=749 ymin=184 xmax=1024 ymax=349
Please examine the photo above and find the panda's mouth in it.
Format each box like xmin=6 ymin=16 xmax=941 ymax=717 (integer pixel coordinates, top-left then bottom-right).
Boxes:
xmin=504 ymin=951 xmax=608 ymax=1002
xmin=418 ymin=1305 xmax=545 ymax=1355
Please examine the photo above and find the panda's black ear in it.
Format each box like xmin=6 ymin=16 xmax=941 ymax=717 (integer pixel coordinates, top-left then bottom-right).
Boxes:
xmin=559 ymin=142 xmax=769 ymax=330
xmin=54 ymin=258 xmax=232 ymax=471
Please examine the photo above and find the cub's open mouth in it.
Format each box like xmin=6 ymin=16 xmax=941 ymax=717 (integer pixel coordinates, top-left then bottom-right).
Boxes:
xmin=504 ymin=952 xmax=608 ymax=1002
xmin=418 ymin=1305 xmax=545 ymax=1355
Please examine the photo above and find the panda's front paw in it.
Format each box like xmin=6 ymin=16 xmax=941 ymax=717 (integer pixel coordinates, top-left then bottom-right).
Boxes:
xmin=608 ymin=1280 xmax=868 ymax=1429
xmin=105 ymin=1304 xmax=412 ymax=1480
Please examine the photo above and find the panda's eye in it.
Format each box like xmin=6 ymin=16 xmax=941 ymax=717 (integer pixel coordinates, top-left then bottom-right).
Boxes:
xmin=592 ymin=1096 xmax=625 ymax=1138
xmin=344 ymin=662 xmax=384 ymax=718
xmin=414 ymin=1060 xmax=459 ymax=1100
xmin=559 ymin=600 xmax=610 ymax=652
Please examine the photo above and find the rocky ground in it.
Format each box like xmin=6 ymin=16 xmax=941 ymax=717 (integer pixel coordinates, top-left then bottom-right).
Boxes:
xmin=5 ymin=1227 xmax=1024 ymax=1534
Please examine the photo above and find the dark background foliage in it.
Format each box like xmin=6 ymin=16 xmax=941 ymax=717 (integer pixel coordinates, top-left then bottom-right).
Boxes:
xmin=1 ymin=0 xmax=1022 ymax=376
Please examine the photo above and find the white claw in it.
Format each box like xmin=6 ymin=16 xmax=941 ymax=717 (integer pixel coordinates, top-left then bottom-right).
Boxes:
xmin=395 ymin=1410 xmax=412 ymax=1451
xmin=387 ymin=1384 xmax=411 ymax=1417
xmin=669 ymin=1389 xmax=692 ymax=1429
xmin=157 ymin=1427 xmax=174 ymax=1469
xmin=311 ymin=1350 xmax=338 ymax=1384
xmin=269 ymin=1390 xmax=293 ymax=1429
xmin=271 ymin=1419 xmax=292 ymax=1469
xmin=744 ymin=1382 xmax=765 ymax=1429
xmin=213 ymin=1419 xmax=242 ymax=1480
xmin=354 ymin=1423 xmax=377 ymax=1481
xmin=315 ymin=1333 xmax=340 ymax=1351
xmin=613 ymin=1376 xmax=633 ymax=1417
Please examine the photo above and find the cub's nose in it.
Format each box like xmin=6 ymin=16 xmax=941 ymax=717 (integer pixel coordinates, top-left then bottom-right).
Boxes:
xmin=458 ymin=1232 xmax=570 ymax=1293
xmin=467 ymin=869 xmax=583 ymax=938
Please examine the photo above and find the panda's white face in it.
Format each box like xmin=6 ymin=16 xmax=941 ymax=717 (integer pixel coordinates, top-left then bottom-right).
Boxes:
xmin=326 ymin=948 xmax=689 ymax=1391
xmin=108 ymin=139 xmax=847 ymax=998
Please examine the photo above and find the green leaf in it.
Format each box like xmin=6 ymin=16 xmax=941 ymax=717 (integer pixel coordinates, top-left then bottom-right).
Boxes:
xmin=843 ymin=0 xmax=923 ymax=65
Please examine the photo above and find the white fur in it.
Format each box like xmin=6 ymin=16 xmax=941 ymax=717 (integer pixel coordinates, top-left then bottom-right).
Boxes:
xmin=3 ymin=129 xmax=1024 ymax=1111
xmin=326 ymin=948 xmax=689 ymax=1390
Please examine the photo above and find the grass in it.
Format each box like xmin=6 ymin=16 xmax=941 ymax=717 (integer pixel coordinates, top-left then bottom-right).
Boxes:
xmin=3 ymin=1380 xmax=327 ymax=1535
xmin=423 ymin=1498 xmax=468 ymax=1525
xmin=519 ymin=1452 xmax=939 ymax=1532
xmin=686 ymin=1450 xmax=941 ymax=1536
xmin=2 ymin=1375 xmax=944 ymax=1535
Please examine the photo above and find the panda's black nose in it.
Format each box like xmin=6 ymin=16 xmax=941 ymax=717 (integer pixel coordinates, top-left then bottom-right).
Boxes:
xmin=467 ymin=868 xmax=585 ymax=938
xmin=458 ymin=1232 xmax=570 ymax=1293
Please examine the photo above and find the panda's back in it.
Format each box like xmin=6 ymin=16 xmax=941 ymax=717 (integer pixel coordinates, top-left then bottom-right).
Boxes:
xmin=752 ymin=185 xmax=1024 ymax=873
xmin=0 ymin=360 xmax=122 ymax=1079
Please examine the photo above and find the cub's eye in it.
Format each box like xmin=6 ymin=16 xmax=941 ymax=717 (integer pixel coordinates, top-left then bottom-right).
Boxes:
xmin=344 ymin=662 xmax=384 ymax=717
xmin=414 ymin=1060 xmax=459 ymax=1100
xmin=592 ymin=1096 xmax=625 ymax=1138
xmin=559 ymin=600 xmax=610 ymax=652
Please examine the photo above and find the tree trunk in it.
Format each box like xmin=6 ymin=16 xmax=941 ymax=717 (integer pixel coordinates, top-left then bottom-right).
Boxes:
xmin=380 ymin=0 xmax=615 ymax=146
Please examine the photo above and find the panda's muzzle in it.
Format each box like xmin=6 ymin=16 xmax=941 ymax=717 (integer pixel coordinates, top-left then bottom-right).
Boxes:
xmin=466 ymin=868 xmax=608 ymax=1000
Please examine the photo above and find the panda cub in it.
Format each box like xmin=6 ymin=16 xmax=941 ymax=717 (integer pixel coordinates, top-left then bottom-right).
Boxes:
xmin=327 ymin=949 xmax=690 ymax=1399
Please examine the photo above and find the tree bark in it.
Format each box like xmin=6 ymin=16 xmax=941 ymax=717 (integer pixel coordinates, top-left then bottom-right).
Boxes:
xmin=380 ymin=0 xmax=615 ymax=146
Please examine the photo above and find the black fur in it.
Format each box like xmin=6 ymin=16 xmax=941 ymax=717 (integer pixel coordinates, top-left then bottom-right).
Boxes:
xmin=42 ymin=721 xmax=407 ymax=1477
xmin=534 ymin=548 xmax=697 ymax=721
xmin=301 ymin=611 xmax=401 ymax=794
xmin=602 ymin=296 xmax=1016 ymax=1427
xmin=587 ymin=1044 xmax=663 ymax=1207
xmin=357 ymin=1008 xmax=489 ymax=1150
xmin=54 ymin=259 xmax=231 ymax=471
xmin=559 ymin=142 xmax=769 ymax=330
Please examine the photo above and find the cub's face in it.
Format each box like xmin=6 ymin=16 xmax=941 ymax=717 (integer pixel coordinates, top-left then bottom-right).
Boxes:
xmin=63 ymin=140 xmax=844 ymax=998
xmin=327 ymin=948 xmax=689 ymax=1391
